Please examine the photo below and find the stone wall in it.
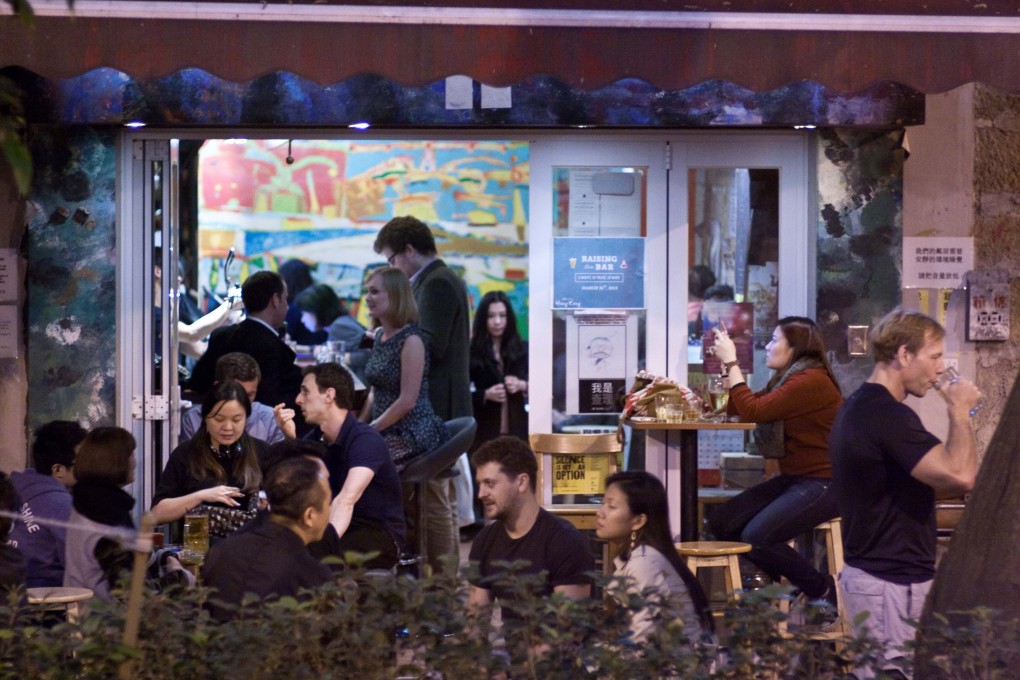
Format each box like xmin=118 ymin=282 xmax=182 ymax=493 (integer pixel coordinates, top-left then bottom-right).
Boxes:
xmin=972 ymin=84 xmax=1020 ymax=455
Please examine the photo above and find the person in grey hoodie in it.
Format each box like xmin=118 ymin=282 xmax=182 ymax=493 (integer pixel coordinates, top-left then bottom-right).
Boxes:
xmin=9 ymin=421 xmax=86 ymax=588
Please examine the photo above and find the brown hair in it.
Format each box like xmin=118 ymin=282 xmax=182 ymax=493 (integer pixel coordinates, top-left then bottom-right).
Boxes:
xmin=215 ymin=352 xmax=261 ymax=383
xmin=471 ymin=436 xmax=538 ymax=493
xmin=302 ymin=363 xmax=355 ymax=410
xmin=367 ymin=267 xmax=418 ymax=328
xmin=767 ymin=316 xmax=841 ymax=392
xmin=870 ymin=309 xmax=945 ymax=364
xmin=75 ymin=427 xmax=136 ymax=486
xmin=373 ymin=215 xmax=437 ymax=257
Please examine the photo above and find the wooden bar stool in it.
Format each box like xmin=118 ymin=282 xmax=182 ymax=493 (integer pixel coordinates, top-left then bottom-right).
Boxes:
xmin=675 ymin=540 xmax=751 ymax=597
xmin=27 ymin=587 xmax=94 ymax=624
xmin=777 ymin=517 xmax=849 ymax=643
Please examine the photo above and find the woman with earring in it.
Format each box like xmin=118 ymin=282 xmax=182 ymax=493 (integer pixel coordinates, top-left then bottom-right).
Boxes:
xmin=152 ymin=380 xmax=268 ymax=539
xmin=360 ymin=267 xmax=448 ymax=470
xmin=709 ymin=316 xmax=843 ymax=609
xmin=596 ymin=471 xmax=713 ymax=643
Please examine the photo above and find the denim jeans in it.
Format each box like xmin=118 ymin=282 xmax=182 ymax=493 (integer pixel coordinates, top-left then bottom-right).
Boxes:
xmin=708 ymin=474 xmax=838 ymax=597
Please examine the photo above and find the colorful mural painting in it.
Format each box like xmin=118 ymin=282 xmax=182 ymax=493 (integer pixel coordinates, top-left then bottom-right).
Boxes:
xmin=195 ymin=139 xmax=530 ymax=335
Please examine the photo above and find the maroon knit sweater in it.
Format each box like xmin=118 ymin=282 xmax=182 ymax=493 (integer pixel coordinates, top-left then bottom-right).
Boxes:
xmin=728 ymin=367 xmax=843 ymax=478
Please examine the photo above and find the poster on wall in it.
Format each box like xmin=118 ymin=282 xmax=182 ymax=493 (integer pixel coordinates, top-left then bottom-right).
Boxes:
xmin=701 ymin=301 xmax=755 ymax=375
xmin=552 ymin=237 xmax=644 ymax=309
xmin=902 ymin=236 xmax=973 ymax=289
xmin=551 ymin=453 xmax=613 ymax=496
xmin=0 ymin=305 xmax=18 ymax=358
xmin=966 ymin=269 xmax=1009 ymax=342
xmin=566 ymin=310 xmax=638 ymax=414
xmin=0 ymin=249 xmax=15 ymax=302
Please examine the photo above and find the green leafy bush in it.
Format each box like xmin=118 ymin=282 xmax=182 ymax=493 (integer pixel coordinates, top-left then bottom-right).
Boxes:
xmin=0 ymin=566 xmax=1014 ymax=680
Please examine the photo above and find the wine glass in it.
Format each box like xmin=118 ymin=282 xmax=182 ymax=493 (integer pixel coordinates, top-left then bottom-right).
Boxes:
xmin=707 ymin=375 xmax=729 ymax=421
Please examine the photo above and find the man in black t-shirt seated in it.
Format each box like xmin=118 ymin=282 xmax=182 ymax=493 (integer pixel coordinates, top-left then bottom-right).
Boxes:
xmin=467 ymin=437 xmax=593 ymax=615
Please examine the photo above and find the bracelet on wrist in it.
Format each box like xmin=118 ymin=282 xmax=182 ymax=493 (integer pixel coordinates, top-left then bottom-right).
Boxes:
xmin=722 ymin=360 xmax=739 ymax=374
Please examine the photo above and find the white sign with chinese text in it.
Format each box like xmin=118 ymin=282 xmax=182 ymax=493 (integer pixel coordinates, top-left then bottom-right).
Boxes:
xmin=902 ymin=237 xmax=973 ymax=289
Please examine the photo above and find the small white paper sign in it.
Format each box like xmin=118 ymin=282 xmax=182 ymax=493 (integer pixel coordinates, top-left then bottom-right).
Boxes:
xmin=902 ymin=236 xmax=973 ymax=289
xmin=0 ymin=305 xmax=17 ymax=358
xmin=0 ymin=249 xmax=16 ymax=302
xmin=480 ymin=85 xmax=512 ymax=109
xmin=445 ymin=76 xmax=473 ymax=110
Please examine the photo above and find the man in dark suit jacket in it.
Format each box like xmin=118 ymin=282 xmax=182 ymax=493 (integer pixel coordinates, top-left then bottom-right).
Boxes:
xmin=376 ymin=216 xmax=471 ymax=571
xmin=188 ymin=271 xmax=303 ymax=419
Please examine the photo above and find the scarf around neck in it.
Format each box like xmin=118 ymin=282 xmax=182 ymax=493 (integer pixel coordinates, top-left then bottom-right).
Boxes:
xmin=754 ymin=356 xmax=825 ymax=459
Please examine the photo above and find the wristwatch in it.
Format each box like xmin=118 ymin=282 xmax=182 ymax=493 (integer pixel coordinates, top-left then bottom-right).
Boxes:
xmin=722 ymin=360 xmax=739 ymax=374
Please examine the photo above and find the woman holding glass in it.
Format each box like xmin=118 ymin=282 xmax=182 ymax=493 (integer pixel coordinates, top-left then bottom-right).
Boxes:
xmin=361 ymin=267 xmax=448 ymax=470
xmin=152 ymin=380 xmax=268 ymax=539
xmin=708 ymin=316 xmax=843 ymax=608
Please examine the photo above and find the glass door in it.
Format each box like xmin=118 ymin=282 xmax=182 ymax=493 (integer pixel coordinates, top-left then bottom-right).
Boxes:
xmin=118 ymin=137 xmax=181 ymax=515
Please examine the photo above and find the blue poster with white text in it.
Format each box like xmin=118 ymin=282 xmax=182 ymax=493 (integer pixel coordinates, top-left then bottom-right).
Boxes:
xmin=552 ymin=237 xmax=645 ymax=309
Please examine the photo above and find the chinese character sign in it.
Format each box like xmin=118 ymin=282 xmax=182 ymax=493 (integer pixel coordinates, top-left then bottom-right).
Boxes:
xmin=902 ymin=237 xmax=974 ymax=289
xmin=967 ymin=269 xmax=1009 ymax=342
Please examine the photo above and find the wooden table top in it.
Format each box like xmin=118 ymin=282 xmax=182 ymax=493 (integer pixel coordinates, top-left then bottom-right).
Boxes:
xmin=623 ymin=418 xmax=755 ymax=431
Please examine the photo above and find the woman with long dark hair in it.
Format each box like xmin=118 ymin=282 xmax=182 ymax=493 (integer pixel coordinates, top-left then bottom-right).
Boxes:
xmin=295 ymin=283 xmax=371 ymax=381
xmin=709 ymin=316 xmax=843 ymax=607
xmin=469 ymin=291 xmax=528 ymax=446
xmin=596 ymin=471 xmax=713 ymax=641
xmin=152 ymin=380 xmax=268 ymax=538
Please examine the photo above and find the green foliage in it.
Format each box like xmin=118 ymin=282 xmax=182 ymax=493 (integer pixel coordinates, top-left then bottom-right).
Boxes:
xmin=0 ymin=571 xmax=1016 ymax=679
xmin=0 ymin=75 xmax=31 ymax=196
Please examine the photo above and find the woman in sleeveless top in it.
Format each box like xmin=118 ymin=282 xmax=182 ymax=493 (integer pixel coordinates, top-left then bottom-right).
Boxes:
xmin=361 ymin=267 xmax=448 ymax=470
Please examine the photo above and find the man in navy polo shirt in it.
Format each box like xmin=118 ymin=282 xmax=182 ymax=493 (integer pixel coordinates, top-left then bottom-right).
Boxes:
xmin=276 ymin=362 xmax=405 ymax=569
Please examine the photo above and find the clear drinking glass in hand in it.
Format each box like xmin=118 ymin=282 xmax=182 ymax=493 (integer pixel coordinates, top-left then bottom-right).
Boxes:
xmin=707 ymin=375 xmax=729 ymax=421
xmin=933 ymin=365 xmax=983 ymax=417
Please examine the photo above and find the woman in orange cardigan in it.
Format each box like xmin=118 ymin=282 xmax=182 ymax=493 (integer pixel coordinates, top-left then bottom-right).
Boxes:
xmin=710 ymin=316 xmax=843 ymax=609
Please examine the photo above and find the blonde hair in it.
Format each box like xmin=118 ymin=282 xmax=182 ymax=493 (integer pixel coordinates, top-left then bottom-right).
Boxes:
xmin=870 ymin=309 xmax=945 ymax=364
xmin=368 ymin=267 xmax=418 ymax=328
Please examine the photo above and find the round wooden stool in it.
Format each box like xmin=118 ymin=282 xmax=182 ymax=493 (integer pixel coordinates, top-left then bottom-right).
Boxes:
xmin=777 ymin=517 xmax=849 ymax=643
xmin=27 ymin=587 xmax=94 ymax=624
xmin=675 ymin=540 xmax=751 ymax=597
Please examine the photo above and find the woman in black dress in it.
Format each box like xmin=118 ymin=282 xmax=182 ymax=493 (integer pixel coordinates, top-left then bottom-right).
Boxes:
xmin=470 ymin=291 xmax=528 ymax=447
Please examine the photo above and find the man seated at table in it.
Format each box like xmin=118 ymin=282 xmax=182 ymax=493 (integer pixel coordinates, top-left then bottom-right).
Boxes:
xmin=274 ymin=363 xmax=406 ymax=570
xmin=467 ymin=436 xmax=593 ymax=615
xmin=180 ymin=352 xmax=285 ymax=444
xmin=189 ymin=270 xmax=305 ymax=432
xmin=9 ymin=420 xmax=86 ymax=588
xmin=202 ymin=456 xmax=333 ymax=621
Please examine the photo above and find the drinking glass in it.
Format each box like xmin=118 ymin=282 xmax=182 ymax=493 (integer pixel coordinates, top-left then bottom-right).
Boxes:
xmin=707 ymin=375 xmax=730 ymax=420
xmin=181 ymin=508 xmax=210 ymax=564
xmin=932 ymin=365 xmax=983 ymax=417
xmin=655 ymin=394 xmax=685 ymax=423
